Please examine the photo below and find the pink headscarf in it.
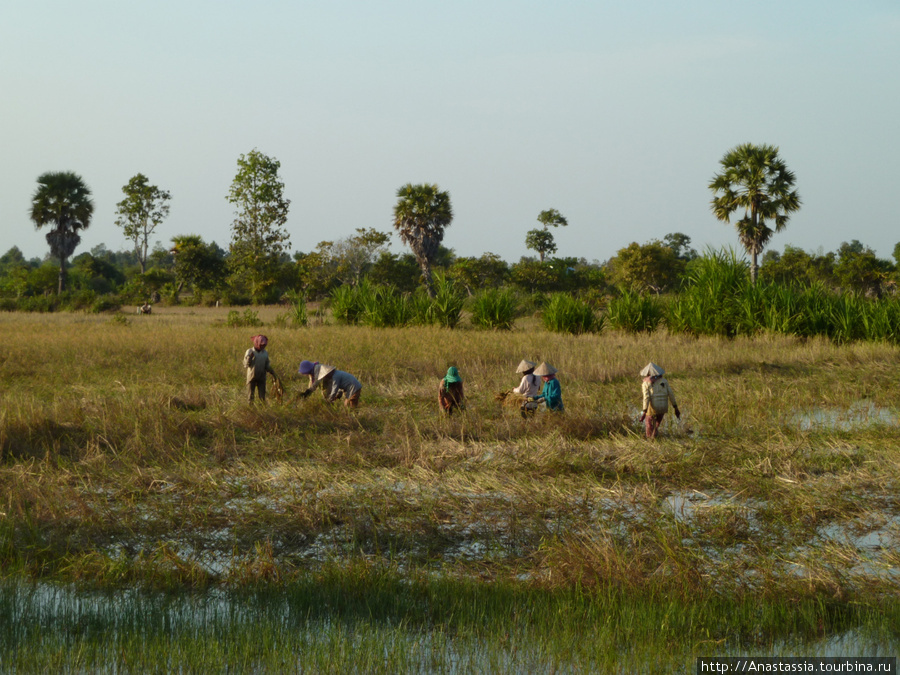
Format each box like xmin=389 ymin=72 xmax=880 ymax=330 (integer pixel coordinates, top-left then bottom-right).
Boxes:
xmin=251 ymin=335 xmax=268 ymax=351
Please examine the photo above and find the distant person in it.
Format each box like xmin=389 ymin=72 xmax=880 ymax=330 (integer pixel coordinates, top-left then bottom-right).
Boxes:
xmin=438 ymin=366 xmax=465 ymax=415
xmin=316 ymin=365 xmax=363 ymax=408
xmin=530 ymin=362 xmax=564 ymax=412
xmin=512 ymin=359 xmax=540 ymax=416
xmin=138 ymin=302 xmax=152 ymax=315
xmin=639 ymin=362 xmax=680 ymax=438
xmin=243 ymin=334 xmax=279 ymax=402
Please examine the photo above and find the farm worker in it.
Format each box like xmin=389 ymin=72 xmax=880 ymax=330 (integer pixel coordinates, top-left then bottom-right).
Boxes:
xmin=639 ymin=362 xmax=680 ymax=439
xmin=297 ymin=359 xmax=343 ymax=400
xmin=243 ymin=335 xmax=279 ymax=402
xmin=316 ymin=364 xmax=363 ymax=407
xmin=297 ymin=359 xmax=322 ymax=398
xmin=438 ymin=366 xmax=465 ymax=414
xmin=530 ymin=362 xmax=564 ymax=412
xmin=513 ymin=359 xmax=541 ymax=415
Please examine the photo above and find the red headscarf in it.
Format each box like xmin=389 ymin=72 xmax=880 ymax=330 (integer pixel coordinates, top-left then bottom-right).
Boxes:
xmin=251 ymin=335 xmax=268 ymax=351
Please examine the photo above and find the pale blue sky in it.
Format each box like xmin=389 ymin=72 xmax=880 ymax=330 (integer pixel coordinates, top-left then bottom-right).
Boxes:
xmin=3 ymin=0 xmax=898 ymax=265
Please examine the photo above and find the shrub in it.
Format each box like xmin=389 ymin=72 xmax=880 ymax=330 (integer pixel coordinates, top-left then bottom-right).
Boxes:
xmin=605 ymin=291 xmax=663 ymax=333
xmin=330 ymin=281 xmax=369 ymax=325
xmin=226 ymin=309 xmax=263 ymax=328
xmin=360 ymin=285 xmax=413 ymax=328
xmin=425 ymin=272 xmax=465 ymax=328
xmin=470 ymin=288 xmax=517 ymax=330
xmin=279 ymin=290 xmax=308 ymax=328
xmin=542 ymin=293 xmax=599 ymax=334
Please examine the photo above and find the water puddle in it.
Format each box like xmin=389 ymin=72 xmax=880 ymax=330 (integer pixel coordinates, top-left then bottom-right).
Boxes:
xmin=793 ymin=401 xmax=897 ymax=431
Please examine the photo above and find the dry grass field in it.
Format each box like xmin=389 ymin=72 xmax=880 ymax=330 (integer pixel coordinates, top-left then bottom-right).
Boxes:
xmin=1 ymin=306 xmax=898 ymax=670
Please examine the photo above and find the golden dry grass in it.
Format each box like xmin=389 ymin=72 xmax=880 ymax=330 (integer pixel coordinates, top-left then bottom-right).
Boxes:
xmin=0 ymin=308 xmax=898 ymax=600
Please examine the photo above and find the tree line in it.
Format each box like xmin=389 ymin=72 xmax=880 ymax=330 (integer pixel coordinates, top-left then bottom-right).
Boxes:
xmin=5 ymin=144 xmax=899 ymax=311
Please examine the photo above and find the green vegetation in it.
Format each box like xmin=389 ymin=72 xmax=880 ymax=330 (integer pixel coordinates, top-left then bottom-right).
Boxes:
xmin=709 ymin=143 xmax=802 ymax=283
xmin=226 ymin=149 xmax=292 ymax=304
xmin=392 ymin=183 xmax=453 ymax=298
xmin=0 ymin=310 xmax=898 ymax=670
xmin=541 ymin=292 xmax=599 ymax=334
xmin=29 ymin=171 xmax=95 ymax=294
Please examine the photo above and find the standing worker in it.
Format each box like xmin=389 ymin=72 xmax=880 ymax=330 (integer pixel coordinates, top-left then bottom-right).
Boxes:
xmin=243 ymin=334 xmax=279 ymax=402
xmin=639 ymin=362 xmax=680 ymax=438
xmin=530 ymin=362 xmax=564 ymax=412
xmin=438 ymin=366 xmax=465 ymax=415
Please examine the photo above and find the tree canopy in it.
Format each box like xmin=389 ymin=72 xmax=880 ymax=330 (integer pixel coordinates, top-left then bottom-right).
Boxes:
xmin=115 ymin=173 xmax=171 ymax=274
xmin=526 ymin=208 xmax=568 ymax=262
xmin=226 ymin=149 xmax=291 ymax=303
xmin=709 ymin=143 xmax=801 ymax=283
xmin=30 ymin=171 xmax=94 ymax=293
xmin=392 ymin=183 xmax=453 ymax=297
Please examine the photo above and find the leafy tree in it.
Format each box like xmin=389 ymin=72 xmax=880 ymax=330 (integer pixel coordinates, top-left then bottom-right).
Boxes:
xmin=834 ymin=241 xmax=892 ymax=296
xmin=607 ymin=241 xmax=684 ymax=294
xmin=392 ymin=183 xmax=453 ymax=297
xmin=709 ymin=143 xmax=801 ymax=283
xmin=759 ymin=245 xmax=835 ymax=287
xmin=367 ymin=252 xmax=421 ymax=293
xmin=510 ymin=259 xmax=561 ymax=293
xmin=449 ymin=253 xmax=509 ymax=295
xmin=114 ymin=173 xmax=171 ymax=274
xmin=171 ymin=235 xmax=227 ymax=297
xmin=227 ymin=149 xmax=291 ymax=303
xmin=662 ymin=232 xmax=698 ymax=261
xmin=526 ymin=208 xmax=568 ymax=262
xmin=318 ymin=228 xmax=391 ymax=286
xmin=30 ymin=171 xmax=94 ymax=293
xmin=0 ymin=247 xmax=29 ymax=274
xmin=525 ymin=230 xmax=557 ymax=263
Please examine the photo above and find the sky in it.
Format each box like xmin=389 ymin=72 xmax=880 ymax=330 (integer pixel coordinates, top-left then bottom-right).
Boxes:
xmin=2 ymin=0 xmax=899 ymax=266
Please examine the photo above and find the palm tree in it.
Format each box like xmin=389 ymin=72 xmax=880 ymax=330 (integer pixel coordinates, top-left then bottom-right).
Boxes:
xmin=30 ymin=171 xmax=94 ymax=293
xmin=392 ymin=183 xmax=453 ymax=297
xmin=709 ymin=143 xmax=801 ymax=283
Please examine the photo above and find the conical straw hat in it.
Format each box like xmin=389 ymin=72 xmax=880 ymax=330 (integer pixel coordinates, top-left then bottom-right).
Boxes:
xmin=639 ymin=362 xmax=664 ymax=377
xmin=516 ymin=359 xmax=536 ymax=373
xmin=316 ymin=364 xmax=336 ymax=382
xmin=533 ymin=362 xmax=557 ymax=376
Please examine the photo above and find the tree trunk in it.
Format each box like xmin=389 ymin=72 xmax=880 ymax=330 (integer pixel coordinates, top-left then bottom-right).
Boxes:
xmin=420 ymin=261 xmax=435 ymax=298
xmin=58 ymin=255 xmax=67 ymax=294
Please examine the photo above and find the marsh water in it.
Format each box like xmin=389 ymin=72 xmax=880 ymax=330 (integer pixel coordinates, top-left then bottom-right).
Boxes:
xmin=1 ymin=580 xmax=894 ymax=673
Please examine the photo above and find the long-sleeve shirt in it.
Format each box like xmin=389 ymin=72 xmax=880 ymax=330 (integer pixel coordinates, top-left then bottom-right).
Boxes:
xmin=325 ymin=370 xmax=362 ymax=400
xmin=512 ymin=374 xmax=540 ymax=397
xmin=537 ymin=378 xmax=564 ymax=411
xmin=306 ymin=363 xmax=323 ymax=392
xmin=641 ymin=377 xmax=677 ymax=415
xmin=244 ymin=348 xmax=276 ymax=383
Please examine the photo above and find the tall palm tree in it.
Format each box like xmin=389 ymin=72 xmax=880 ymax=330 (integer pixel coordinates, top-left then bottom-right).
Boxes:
xmin=709 ymin=143 xmax=801 ymax=283
xmin=392 ymin=183 xmax=453 ymax=297
xmin=30 ymin=171 xmax=94 ymax=293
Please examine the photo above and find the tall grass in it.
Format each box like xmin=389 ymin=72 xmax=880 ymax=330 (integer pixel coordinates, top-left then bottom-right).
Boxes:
xmin=470 ymin=287 xmax=518 ymax=330
xmin=605 ymin=291 xmax=664 ymax=333
xmin=331 ymin=276 xmax=464 ymax=328
xmin=542 ymin=293 xmax=599 ymax=334
xmin=425 ymin=271 xmax=465 ymax=328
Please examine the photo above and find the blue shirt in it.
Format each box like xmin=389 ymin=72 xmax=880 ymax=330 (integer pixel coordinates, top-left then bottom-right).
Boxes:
xmin=539 ymin=378 xmax=563 ymax=411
